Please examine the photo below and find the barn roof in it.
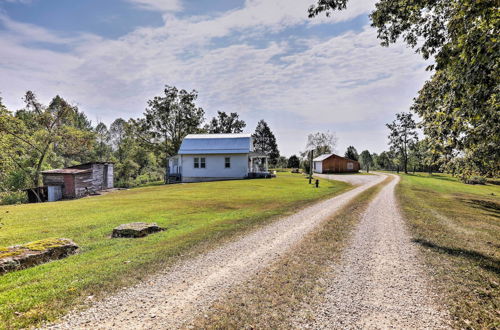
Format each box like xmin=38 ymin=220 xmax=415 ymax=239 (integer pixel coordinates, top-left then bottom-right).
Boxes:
xmin=313 ymin=153 xmax=334 ymax=161
xmin=178 ymin=133 xmax=253 ymax=155
xmin=313 ymin=153 xmax=359 ymax=163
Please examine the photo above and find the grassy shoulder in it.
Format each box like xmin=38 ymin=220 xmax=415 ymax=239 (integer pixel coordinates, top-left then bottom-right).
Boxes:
xmin=191 ymin=175 xmax=391 ymax=329
xmin=396 ymin=173 xmax=499 ymax=329
xmin=0 ymin=173 xmax=351 ymax=329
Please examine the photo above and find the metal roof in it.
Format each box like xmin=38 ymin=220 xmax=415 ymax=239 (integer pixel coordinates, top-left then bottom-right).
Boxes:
xmin=313 ymin=153 xmax=335 ymax=161
xmin=178 ymin=133 xmax=253 ymax=155
xmin=313 ymin=153 xmax=359 ymax=163
xmin=41 ymin=168 xmax=92 ymax=175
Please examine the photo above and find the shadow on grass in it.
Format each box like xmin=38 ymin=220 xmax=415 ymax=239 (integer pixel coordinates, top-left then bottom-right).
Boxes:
xmin=413 ymin=238 xmax=500 ymax=275
xmin=459 ymin=198 xmax=500 ymax=219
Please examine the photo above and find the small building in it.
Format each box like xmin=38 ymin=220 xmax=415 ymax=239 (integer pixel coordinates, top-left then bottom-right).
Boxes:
xmin=313 ymin=153 xmax=360 ymax=174
xmin=41 ymin=162 xmax=114 ymax=201
xmin=168 ymin=133 xmax=270 ymax=183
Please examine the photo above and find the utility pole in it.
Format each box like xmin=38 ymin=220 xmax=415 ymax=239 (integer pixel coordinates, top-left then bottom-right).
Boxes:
xmin=309 ymin=150 xmax=314 ymax=184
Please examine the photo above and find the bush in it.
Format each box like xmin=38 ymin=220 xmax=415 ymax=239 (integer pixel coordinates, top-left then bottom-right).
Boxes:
xmin=0 ymin=191 xmax=28 ymax=205
xmin=465 ymin=176 xmax=487 ymax=185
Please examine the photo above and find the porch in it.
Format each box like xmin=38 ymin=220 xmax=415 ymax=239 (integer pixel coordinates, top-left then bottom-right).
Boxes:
xmin=248 ymin=153 xmax=271 ymax=178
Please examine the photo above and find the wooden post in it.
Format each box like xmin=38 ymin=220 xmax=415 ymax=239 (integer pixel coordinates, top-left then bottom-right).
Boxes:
xmin=315 ymin=179 xmax=319 ymax=188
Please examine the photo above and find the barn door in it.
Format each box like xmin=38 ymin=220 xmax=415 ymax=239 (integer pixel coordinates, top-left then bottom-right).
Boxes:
xmin=63 ymin=174 xmax=74 ymax=198
xmin=103 ymin=165 xmax=108 ymax=189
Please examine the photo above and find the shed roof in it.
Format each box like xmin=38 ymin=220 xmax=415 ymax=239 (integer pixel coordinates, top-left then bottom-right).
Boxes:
xmin=41 ymin=168 xmax=92 ymax=175
xmin=178 ymin=133 xmax=253 ymax=155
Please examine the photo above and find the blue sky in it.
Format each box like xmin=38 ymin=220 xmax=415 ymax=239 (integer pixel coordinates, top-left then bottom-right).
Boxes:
xmin=0 ymin=0 xmax=430 ymax=156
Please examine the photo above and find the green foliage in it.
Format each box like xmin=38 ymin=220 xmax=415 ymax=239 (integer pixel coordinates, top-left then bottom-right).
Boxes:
xmin=0 ymin=190 xmax=27 ymax=205
xmin=204 ymin=111 xmax=246 ymax=133
xmin=306 ymin=131 xmax=337 ymax=156
xmin=309 ymin=0 xmax=499 ymax=178
xmin=359 ymin=150 xmax=373 ymax=172
xmin=386 ymin=112 xmax=418 ymax=174
xmin=287 ymin=155 xmax=300 ymax=168
xmin=344 ymin=145 xmax=358 ymax=161
xmin=252 ymin=120 xmax=280 ymax=165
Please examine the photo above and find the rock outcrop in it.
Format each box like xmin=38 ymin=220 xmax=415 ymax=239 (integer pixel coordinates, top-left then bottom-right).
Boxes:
xmin=0 ymin=238 xmax=79 ymax=275
xmin=112 ymin=222 xmax=164 ymax=238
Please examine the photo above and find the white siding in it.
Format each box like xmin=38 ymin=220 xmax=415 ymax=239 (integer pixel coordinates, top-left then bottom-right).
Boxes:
xmin=181 ymin=154 xmax=248 ymax=182
xmin=313 ymin=161 xmax=323 ymax=174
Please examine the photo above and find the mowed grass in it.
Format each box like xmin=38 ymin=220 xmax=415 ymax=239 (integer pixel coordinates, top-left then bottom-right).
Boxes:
xmin=396 ymin=173 xmax=499 ymax=329
xmin=0 ymin=173 xmax=351 ymax=329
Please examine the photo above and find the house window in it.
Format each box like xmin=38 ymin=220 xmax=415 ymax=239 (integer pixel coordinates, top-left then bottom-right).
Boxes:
xmin=194 ymin=157 xmax=206 ymax=169
xmin=225 ymin=157 xmax=231 ymax=168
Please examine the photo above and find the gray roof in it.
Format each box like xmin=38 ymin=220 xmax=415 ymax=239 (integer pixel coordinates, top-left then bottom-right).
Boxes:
xmin=313 ymin=153 xmax=334 ymax=161
xmin=178 ymin=133 xmax=253 ymax=155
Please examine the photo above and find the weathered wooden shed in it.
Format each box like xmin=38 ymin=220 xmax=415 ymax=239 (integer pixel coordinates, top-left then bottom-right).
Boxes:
xmin=313 ymin=154 xmax=360 ymax=174
xmin=41 ymin=162 xmax=113 ymax=201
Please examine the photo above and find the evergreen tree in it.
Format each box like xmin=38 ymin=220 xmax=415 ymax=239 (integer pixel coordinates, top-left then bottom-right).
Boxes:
xmin=252 ymin=120 xmax=280 ymax=165
xmin=344 ymin=146 xmax=359 ymax=161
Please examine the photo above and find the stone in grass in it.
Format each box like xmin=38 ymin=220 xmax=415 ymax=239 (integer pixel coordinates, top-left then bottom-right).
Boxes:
xmin=0 ymin=238 xmax=79 ymax=275
xmin=112 ymin=222 xmax=164 ymax=238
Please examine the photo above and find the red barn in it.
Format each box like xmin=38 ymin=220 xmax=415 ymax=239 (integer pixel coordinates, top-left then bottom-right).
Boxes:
xmin=313 ymin=153 xmax=360 ymax=173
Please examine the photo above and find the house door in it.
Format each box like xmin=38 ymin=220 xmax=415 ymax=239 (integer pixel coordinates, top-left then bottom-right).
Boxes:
xmin=63 ymin=174 xmax=74 ymax=198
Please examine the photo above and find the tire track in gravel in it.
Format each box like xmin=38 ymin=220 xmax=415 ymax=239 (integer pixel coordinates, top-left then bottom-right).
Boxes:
xmin=302 ymin=174 xmax=449 ymax=329
xmin=45 ymin=174 xmax=384 ymax=330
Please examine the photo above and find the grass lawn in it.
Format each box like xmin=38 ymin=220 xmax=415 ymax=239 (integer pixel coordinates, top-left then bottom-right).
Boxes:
xmin=396 ymin=173 xmax=499 ymax=329
xmin=0 ymin=173 xmax=350 ymax=329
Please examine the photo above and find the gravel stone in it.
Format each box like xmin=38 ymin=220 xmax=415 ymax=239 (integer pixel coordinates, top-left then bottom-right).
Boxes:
xmin=297 ymin=174 xmax=450 ymax=329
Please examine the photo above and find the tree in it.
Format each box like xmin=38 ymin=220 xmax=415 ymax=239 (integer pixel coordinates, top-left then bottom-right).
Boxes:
xmin=306 ymin=131 xmax=337 ymax=155
xmin=309 ymin=0 xmax=499 ymax=178
xmin=144 ymin=86 xmax=205 ymax=182
xmin=344 ymin=146 xmax=358 ymax=161
xmin=0 ymin=92 xmax=95 ymax=187
xmin=205 ymin=111 xmax=246 ymax=134
xmin=386 ymin=113 xmax=418 ymax=174
xmin=94 ymin=122 xmax=112 ymax=162
xmin=359 ymin=150 xmax=373 ymax=173
xmin=252 ymin=120 xmax=280 ymax=165
xmin=287 ymin=155 xmax=300 ymax=168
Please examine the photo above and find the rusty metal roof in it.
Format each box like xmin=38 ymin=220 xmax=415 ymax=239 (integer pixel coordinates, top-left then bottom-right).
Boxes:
xmin=41 ymin=168 xmax=92 ymax=175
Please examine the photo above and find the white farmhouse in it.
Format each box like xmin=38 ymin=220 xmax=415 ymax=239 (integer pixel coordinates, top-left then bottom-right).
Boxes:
xmin=168 ymin=133 xmax=270 ymax=183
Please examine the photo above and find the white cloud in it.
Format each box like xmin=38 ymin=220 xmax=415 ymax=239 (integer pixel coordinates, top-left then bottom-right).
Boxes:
xmin=0 ymin=0 xmax=430 ymax=155
xmin=126 ymin=0 xmax=182 ymax=12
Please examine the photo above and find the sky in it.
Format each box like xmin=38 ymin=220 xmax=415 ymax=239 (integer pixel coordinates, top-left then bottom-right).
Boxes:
xmin=0 ymin=0 xmax=431 ymax=156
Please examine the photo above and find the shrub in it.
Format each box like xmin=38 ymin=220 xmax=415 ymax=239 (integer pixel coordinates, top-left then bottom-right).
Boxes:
xmin=465 ymin=176 xmax=487 ymax=185
xmin=0 ymin=190 xmax=28 ymax=205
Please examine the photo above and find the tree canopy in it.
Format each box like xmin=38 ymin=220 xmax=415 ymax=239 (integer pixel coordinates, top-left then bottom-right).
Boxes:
xmin=306 ymin=131 xmax=337 ymax=156
xmin=205 ymin=111 xmax=246 ymax=134
xmin=309 ymin=0 xmax=499 ymax=178
xmin=344 ymin=145 xmax=359 ymax=161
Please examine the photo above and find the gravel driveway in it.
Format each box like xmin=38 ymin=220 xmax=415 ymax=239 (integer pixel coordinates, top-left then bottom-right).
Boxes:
xmin=302 ymin=174 xmax=449 ymax=329
xmin=45 ymin=174 xmax=383 ymax=329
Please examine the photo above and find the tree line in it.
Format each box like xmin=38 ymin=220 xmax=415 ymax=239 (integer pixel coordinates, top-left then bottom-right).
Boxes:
xmin=0 ymin=86 xmax=281 ymax=202
xmin=309 ymin=0 xmax=499 ymax=180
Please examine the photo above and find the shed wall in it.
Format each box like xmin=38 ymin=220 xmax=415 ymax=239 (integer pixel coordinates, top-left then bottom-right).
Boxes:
xmin=321 ymin=156 xmax=360 ymax=173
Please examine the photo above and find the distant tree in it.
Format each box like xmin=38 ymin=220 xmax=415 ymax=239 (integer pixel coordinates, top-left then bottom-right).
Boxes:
xmin=306 ymin=131 xmax=337 ymax=156
xmin=252 ymin=120 xmax=280 ymax=165
xmin=275 ymin=156 xmax=288 ymax=169
xmin=344 ymin=145 xmax=359 ymax=161
xmin=110 ymin=118 xmax=128 ymax=163
xmin=287 ymin=154 xmax=300 ymax=168
xmin=386 ymin=112 xmax=418 ymax=174
xmin=94 ymin=122 xmax=111 ymax=162
xmin=359 ymin=150 xmax=373 ymax=173
xmin=205 ymin=111 xmax=246 ymax=134
xmin=376 ymin=151 xmax=392 ymax=170
xmin=144 ymin=86 xmax=205 ymax=182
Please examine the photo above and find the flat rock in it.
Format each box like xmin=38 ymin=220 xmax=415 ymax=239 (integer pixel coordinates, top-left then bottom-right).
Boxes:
xmin=0 ymin=238 xmax=79 ymax=275
xmin=112 ymin=222 xmax=164 ymax=238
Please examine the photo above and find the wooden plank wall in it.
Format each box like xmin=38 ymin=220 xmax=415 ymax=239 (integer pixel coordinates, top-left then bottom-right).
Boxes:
xmin=322 ymin=155 xmax=360 ymax=173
